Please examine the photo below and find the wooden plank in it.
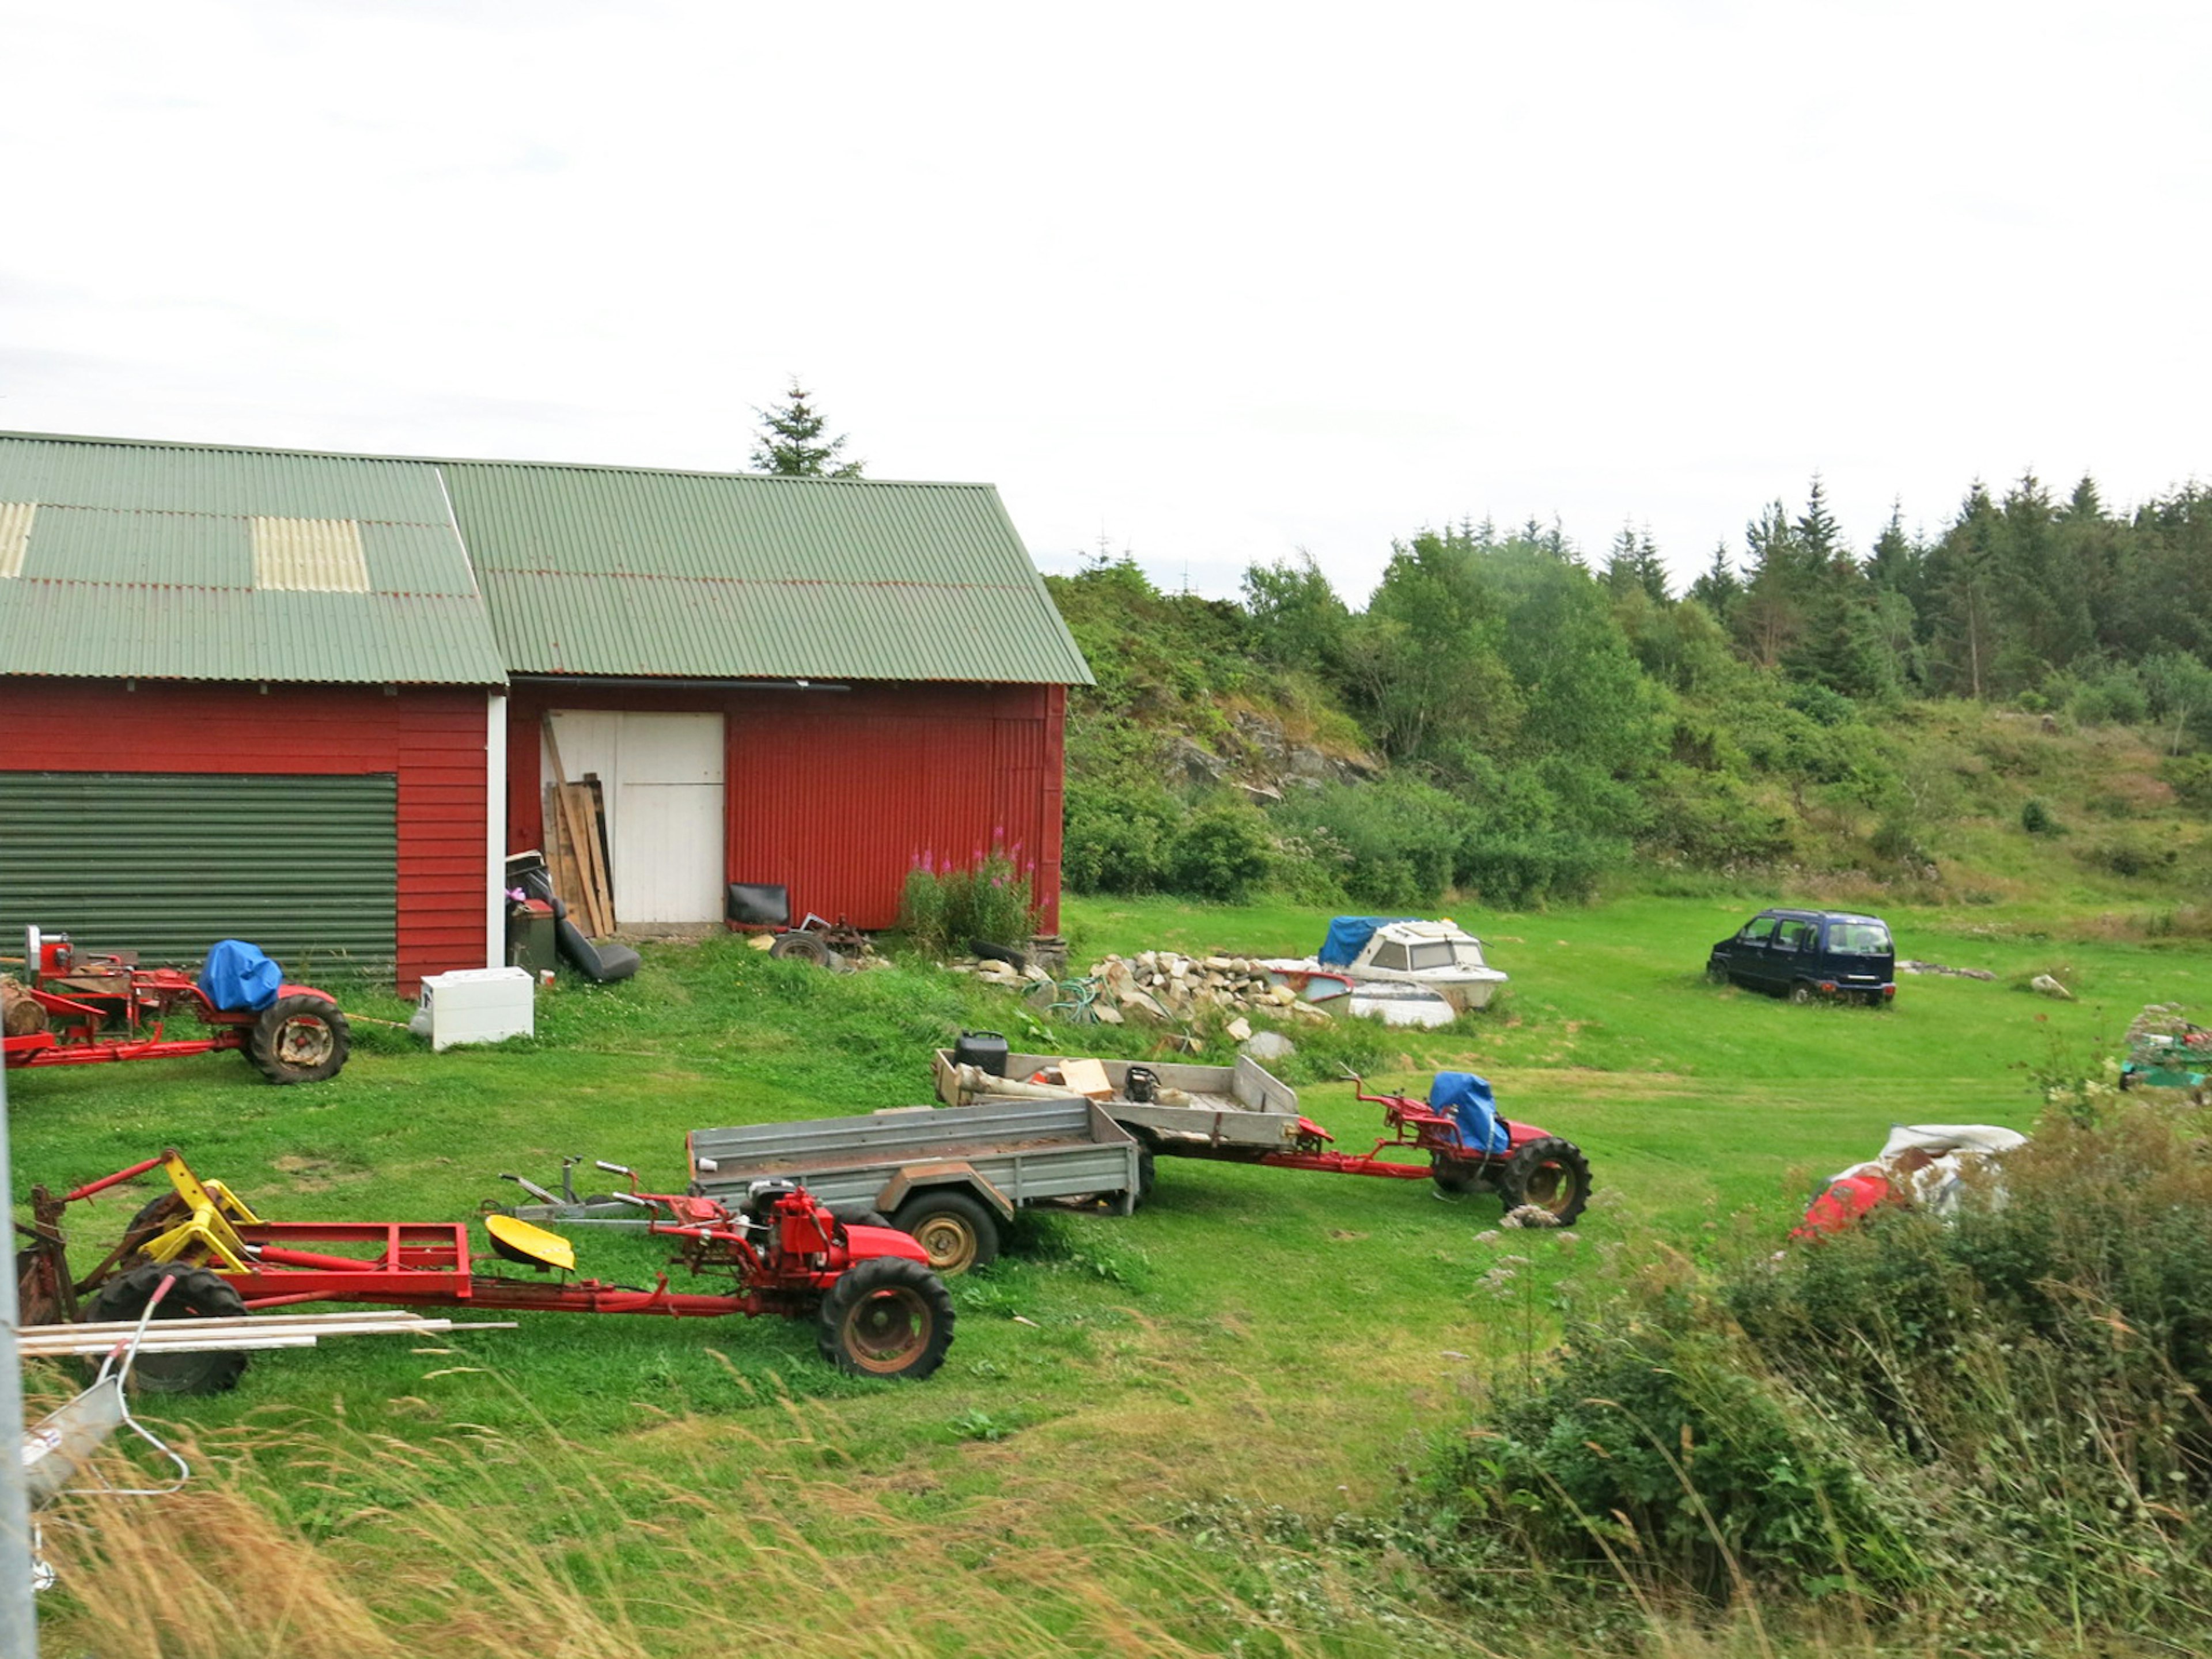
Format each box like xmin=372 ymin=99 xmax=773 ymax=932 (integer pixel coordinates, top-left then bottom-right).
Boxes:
xmin=579 ymin=776 xmax=616 ymax=929
xmin=541 ymin=720 xmax=610 ymax=937
xmin=1059 ymin=1057 xmax=1114 ymax=1100
xmin=566 ymin=782 xmax=616 ymax=935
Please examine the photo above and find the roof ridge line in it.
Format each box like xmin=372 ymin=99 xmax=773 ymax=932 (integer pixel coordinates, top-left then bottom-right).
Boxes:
xmin=0 ymin=429 xmax=994 ymax=490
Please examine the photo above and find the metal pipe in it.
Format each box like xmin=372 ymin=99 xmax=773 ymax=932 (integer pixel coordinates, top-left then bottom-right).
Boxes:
xmin=0 ymin=974 xmax=39 ymax=1651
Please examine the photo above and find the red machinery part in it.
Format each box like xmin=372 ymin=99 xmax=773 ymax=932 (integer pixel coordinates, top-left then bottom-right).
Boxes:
xmin=22 ymin=1153 xmax=954 ymax=1384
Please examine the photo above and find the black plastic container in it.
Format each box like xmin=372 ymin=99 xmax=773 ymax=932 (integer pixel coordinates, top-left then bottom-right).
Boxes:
xmin=954 ymin=1030 xmax=1009 ymax=1077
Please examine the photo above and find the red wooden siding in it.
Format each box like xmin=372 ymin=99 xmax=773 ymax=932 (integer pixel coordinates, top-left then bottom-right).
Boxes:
xmin=0 ymin=681 xmax=489 ymax=990
xmin=504 ymin=682 xmax=1066 ymax=935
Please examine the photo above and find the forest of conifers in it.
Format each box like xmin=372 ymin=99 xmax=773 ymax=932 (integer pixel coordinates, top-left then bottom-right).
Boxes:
xmin=1046 ymin=474 xmax=2212 ymax=909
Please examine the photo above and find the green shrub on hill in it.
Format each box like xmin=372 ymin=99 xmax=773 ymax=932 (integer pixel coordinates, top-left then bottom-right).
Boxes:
xmin=1050 ymin=491 xmax=2212 ymax=909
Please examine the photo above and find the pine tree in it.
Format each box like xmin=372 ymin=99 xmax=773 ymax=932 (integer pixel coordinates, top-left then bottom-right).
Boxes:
xmin=1926 ymin=483 xmax=2001 ymax=698
xmin=749 ymin=380 xmax=865 ymax=478
xmin=1737 ymin=502 xmax=1806 ymax=668
xmin=1688 ymin=543 xmax=1740 ymax=617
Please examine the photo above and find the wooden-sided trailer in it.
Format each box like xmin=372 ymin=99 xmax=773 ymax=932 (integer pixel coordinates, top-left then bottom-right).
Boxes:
xmin=932 ymin=1050 xmax=1303 ymax=1153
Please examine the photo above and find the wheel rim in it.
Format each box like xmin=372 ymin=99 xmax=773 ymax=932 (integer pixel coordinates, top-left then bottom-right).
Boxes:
xmin=909 ymin=1215 xmax=977 ymax=1274
xmin=1523 ymin=1160 xmax=1572 ymax=1213
xmin=276 ymin=1015 xmax=335 ymax=1067
xmin=841 ymin=1285 xmax=931 ymax=1374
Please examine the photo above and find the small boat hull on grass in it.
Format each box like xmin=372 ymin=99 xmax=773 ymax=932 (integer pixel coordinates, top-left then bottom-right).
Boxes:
xmin=1260 ymin=966 xmax=1459 ymax=1027
xmin=1262 ymin=916 xmax=1509 ymax=1018
xmin=1343 ymin=984 xmax=1460 ymax=1028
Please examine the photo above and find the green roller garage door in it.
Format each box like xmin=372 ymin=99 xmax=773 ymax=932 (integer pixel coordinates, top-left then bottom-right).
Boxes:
xmin=0 ymin=773 xmax=397 ymax=976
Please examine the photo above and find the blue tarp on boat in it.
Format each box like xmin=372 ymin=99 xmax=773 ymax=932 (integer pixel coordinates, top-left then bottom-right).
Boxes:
xmin=1317 ymin=916 xmax=1417 ymax=967
xmin=1429 ymin=1071 xmax=1509 ymax=1155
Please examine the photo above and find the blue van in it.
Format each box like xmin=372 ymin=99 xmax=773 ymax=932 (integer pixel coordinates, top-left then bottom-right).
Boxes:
xmin=1705 ymin=908 xmax=1895 ymax=1007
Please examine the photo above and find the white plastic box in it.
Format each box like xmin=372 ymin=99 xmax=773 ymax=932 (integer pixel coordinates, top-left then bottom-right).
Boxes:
xmin=411 ymin=966 xmax=535 ymax=1052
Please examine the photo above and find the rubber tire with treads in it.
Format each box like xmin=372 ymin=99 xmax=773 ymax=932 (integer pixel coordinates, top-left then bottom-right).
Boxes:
xmin=768 ymin=931 xmax=832 ymax=967
xmin=248 ymin=994 xmax=351 ymax=1084
xmin=828 ymin=1202 xmax=892 ymax=1230
xmin=1788 ymin=982 xmax=1817 ymax=1006
xmin=891 ymin=1190 xmax=999 ymax=1275
xmin=1131 ymin=1143 xmax=1157 ymax=1209
xmin=1495 ymin=1137 xmax=1592 ymax=1226
xmin=85 ymin=1262 xmax=250 ymax=1394
xmin=816 ymin=1256 xmax=955 ymax=1380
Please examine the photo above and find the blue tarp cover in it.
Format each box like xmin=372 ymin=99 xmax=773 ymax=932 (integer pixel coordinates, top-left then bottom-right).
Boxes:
xmin=1429 ymin=1071 xmax=1508 ymax=1155
xmin=1317 ymin=916 xmax=1416 ymax=967
xmin=198 ymin=940 xmax=282 ymax=1013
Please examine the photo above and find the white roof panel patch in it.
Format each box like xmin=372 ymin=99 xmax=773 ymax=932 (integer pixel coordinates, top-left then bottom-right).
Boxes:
xmin=252 ymin=516 xmax=369 ymax=593
xmin=0 ymin=501 xmax=33 ymax=578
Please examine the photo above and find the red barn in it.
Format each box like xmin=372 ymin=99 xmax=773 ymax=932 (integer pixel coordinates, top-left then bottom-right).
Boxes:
xmin=0 ymin=433 xmax=1089 ymax=988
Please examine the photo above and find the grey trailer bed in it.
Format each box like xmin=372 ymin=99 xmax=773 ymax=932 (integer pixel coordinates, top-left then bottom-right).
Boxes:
xmin=687 ymin=1097 xmax=1141 ymax=1274
xmin=931 ymin=1050 xmax=1304 ymax=1153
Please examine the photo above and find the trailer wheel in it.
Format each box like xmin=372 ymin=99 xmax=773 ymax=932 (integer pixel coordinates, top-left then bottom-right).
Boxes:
xmin=85 ymin=1262 xmax=250 ymax=1393
xmin=248 ymin=994 xmax=351 ymax=1084
xmin=817 ymin=1257 xmax=955 ymax=1380
xmin=891 ymin=1191 xmax=999 ymax=1275
xmin=1497 ymin=1137 xmax=1592 ymax=1226
xmin=1131 ymin=1143 xmax=1157 ymax=1209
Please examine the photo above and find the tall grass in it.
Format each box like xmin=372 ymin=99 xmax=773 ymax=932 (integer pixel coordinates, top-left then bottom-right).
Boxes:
xmin=900 ymin=840 xmax=1038 ymax=956
xmin=1404 ymin=1092 xmax=2212 ymax=1649
xmin=36 ymin=1379 xmax=1457 ymax=1658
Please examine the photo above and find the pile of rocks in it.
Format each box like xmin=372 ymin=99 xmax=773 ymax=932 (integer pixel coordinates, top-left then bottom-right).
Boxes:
xmin=950 ymin=946 xmax=1335 ymax=1032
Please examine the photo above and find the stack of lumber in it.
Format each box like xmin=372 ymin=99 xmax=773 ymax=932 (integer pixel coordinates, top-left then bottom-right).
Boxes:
xmin=542 ymin=719 xmax=615 ymax=939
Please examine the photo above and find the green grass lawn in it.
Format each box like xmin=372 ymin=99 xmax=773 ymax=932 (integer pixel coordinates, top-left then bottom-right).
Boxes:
xmin=14 ymin=887 xmax=2210 ymax=1653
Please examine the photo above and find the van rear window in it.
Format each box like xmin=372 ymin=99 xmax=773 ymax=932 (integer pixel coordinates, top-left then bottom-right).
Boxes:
xmin=1828 ymin=922 xmax=1891 ymax=954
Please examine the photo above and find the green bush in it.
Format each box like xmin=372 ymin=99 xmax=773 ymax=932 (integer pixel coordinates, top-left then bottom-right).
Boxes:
xmin=2020 ymin=795 xmax=2060 ymax=835
xmin=1643 ymin=767 xmax=1797 ymax=869
xmin=1426 ymin=1097 xmax=2212 ymax=1633
xmin=2077 ymin=830 xmax=2179 ymax=878
xmin=2067 ymin=662 xmax=2152 ymax=726
xmin=1166 ymin=804 xmax=1274 ymax=902
xmin=1061 ymin=780 xmax=1178 ymax=894
xmin=1456 ymin=828 xmax=1612 ymax=907
xmin=1273 ymin=778 xmax=1469 ymax=910
xmin=2161 ymin=752 xmax=2212 ymax=812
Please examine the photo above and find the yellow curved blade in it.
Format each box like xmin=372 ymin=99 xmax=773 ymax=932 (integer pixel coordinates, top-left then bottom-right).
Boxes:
xmin=484 ymin=1213 xmax=575 ymax=1273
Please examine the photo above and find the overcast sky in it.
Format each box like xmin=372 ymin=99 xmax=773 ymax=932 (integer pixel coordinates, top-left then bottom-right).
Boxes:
xmin=5 ymin=1 xmax=2207 ymax=603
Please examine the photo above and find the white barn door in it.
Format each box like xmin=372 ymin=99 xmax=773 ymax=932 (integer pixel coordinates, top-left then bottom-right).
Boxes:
xmin=544 ymin=711 xmax=725 ymax=927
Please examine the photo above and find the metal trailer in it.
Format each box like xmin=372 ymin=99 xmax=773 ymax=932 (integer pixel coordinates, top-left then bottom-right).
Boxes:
xmin=933 ymin=1053 xmax=1593 ymax=1226
xmin=932 ymin=1049 xmax=1303 ymax=1152
xmin=688 ymin=1097 xmax=1142 ymax=1275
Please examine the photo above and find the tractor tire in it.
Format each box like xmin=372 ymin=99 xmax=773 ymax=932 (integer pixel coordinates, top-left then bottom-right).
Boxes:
xmin=816 ymin=1256 xmax=955 ymax=1380
xmin=768 ymin=931 xmax=833 ymax=967
xmin=828 ymin=1202 xmax=892 ymax=1230
xmin=1431 ymin=1156 xmax=1481 ymax=1197
xmin=248 ymin=994 xmax=351 ymax=1085
xmin=85 ymin=1262 xmax=249 ymax=1394
xmin=1496 ymin=1137 xmax=1592 ymax=1227
xmin=1787 ymin=982 xmax=1817 ymax=1006
xmin=890 ymin=1190 xmax=1000 ymax=1276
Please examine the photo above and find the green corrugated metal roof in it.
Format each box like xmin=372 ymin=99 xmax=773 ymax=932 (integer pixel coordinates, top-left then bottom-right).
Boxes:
xmin=440 ymin=460 xmax=1092 ymax=684
xmin=0 ymin=433 xmax=508 ymax=685
xmin=0 ymin=433 xmax=1091 ymax=688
